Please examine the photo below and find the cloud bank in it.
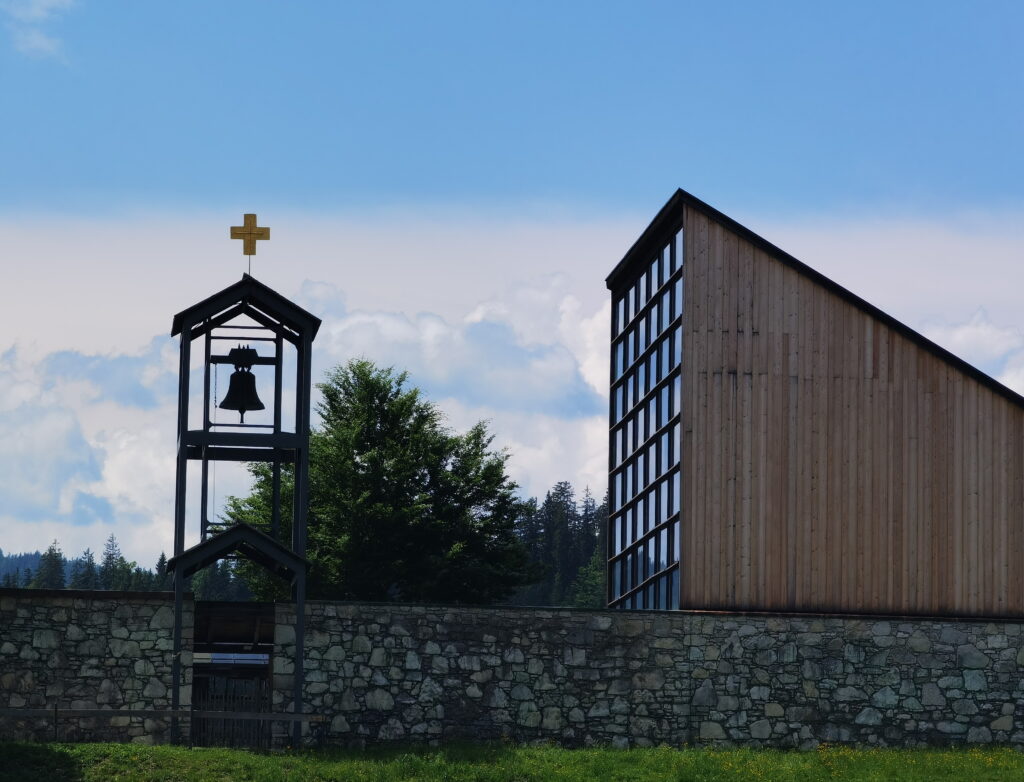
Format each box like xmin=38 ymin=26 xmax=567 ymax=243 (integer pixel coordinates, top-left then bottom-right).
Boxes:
xmin=1 ymin=205 xmax=1023 ymax=565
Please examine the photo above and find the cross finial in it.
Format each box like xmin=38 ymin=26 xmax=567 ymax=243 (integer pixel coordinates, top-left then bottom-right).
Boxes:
xmin=230 ymin=213 xmax=270 ymax=256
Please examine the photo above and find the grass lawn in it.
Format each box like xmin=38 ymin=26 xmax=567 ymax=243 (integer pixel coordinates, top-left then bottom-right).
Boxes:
xmin=1 ymin=742 xmax=1023 ymax=782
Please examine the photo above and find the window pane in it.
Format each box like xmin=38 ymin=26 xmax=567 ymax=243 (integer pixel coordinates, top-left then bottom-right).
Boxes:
xmin=660 ymin=527 xmax=668 ymax=570
xmin=670 ymin=568 xmax=679 ymax=610
xmin=659 ymin=576 xmax=668 ymax=609
xmin=661 ymin=382 xmax=670 ymax=427
xmin=672 ymin=470 xmax=681 ymax=516
xmin=612 ymin=559 xmax=620 ymax=598
xmin=673 ymin=520 xmax=680 ymax=561
xmin=647 ymin=583 xmax=655 ymax=610
xmin=674 ymin=230 xmax=683 ymax=273
xmin=616 ymin=297 xmax=625 ymax=335
xmin=661 ymin=481 xmax=669 ymax=521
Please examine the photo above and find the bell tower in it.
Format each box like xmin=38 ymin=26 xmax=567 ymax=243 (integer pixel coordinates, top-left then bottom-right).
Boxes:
xmin=165 ymin=216 xmax=321 ymax=745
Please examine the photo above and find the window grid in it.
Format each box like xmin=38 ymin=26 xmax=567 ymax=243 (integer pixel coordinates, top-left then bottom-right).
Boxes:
xmin=609 ymin=228 xmax=683 ymax=611
xmin=611 ymin=271 xmax=683 ymax=385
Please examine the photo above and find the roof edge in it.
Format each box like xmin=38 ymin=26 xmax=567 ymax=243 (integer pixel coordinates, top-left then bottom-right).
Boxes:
xmin=171 ymin=273 xmax=322 ymax=338
xmin=607 ymin=188 xmax=1024 ymax=412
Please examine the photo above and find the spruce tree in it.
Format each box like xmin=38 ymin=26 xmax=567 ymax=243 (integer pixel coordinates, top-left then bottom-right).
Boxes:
xmin=154 ymin=553 xmax=171 ymax=590
xmin=69 ymin=548 xmax=100 ymax=590
xmin=31 ymin=541 xmax=66 ymax=589
xmin=99 ymin=535 xmax=132 ymax=590
xmin=569 ymin=547 xmax=606 ymax=608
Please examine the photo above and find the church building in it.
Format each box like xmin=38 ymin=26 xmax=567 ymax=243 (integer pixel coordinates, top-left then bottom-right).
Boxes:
xmin=607 ymin=189 xmax=1024 ymax=617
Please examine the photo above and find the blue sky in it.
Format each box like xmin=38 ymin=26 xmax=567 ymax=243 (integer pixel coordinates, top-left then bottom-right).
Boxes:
xmin=1 ymin=0 xmax=1022 ymax=563
xmin=4 ymin=1 xmax=1022 ymax=215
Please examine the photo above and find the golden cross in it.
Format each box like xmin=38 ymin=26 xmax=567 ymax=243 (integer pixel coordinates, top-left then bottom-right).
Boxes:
xmin=230 ymin=213 xmax=270 ymax=256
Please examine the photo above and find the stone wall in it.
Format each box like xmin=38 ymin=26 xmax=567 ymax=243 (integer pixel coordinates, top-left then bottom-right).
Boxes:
xmin=3 ymin=589 xmax=1024 ymax=748
xmin=0 ymin=589 xmax=192 ymax=743
xmin=276 ymin=602 xmax=1024 ymax=748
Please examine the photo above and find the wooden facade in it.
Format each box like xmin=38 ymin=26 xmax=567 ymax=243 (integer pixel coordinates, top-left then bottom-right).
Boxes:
xmin=608 ymin=190 xmax=1024 ymax=618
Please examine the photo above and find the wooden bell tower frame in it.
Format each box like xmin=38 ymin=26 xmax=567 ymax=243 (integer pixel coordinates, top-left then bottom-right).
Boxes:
xmin=166 ymin=273 xmax=321 ymax=744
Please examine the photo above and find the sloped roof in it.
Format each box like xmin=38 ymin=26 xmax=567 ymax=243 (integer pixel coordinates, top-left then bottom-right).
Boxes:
xmin=166 ymin=522 xmax=306 ymax=582
xmin=606 ymin=188 xmax=1024 ymax=411
xmin=171 ymin=274 xmax=321 ymax=339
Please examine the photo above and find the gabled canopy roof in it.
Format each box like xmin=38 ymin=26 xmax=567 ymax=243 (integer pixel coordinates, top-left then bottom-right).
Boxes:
xmin=166 ymin=522 xmax=306 ymax=582
xmin=607 ymin=188 xmax=1024 ymax=412
xmin=171 ymin=274 xmax=321 ymax=340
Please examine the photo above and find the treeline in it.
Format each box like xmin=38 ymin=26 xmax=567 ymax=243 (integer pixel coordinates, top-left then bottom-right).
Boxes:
xmin=507 ymin=482 xmax=607 ymax=609
xmin=1 ymin=535 xmax=249 ymax=600
xmin=3 ymin=481 xmax=607 ymax=607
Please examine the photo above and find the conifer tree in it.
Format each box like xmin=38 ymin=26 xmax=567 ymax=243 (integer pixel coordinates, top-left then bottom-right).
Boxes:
xmin=99 ymin=535 xmax=133 ymax=590
xmin=226 ymin=359 xmax=537 ymax=603
xmin=68 ymin=548 xmax=100 ymax=590
xmin=154 ymin=553 xmax=171 ymax=590
xmin=31 ymin=541 xmax=66 ymax=589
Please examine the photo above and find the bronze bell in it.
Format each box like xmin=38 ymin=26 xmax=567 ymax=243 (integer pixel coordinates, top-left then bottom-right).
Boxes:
xmin=219 ymin=346 xmax=265 ymax=422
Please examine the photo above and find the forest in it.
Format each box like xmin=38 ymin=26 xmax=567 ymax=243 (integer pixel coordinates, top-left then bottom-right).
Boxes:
xmin=0 ymin=482 xmax=606 ymax=607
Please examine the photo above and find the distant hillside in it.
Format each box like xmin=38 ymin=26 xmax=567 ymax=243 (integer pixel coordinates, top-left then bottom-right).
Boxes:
xmin=0 ymin=549 xmax=43 ymax=581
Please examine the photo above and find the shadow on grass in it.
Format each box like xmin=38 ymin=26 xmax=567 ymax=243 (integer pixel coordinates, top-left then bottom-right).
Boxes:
xmin=0 ymin=743 xmax=83 ymax=782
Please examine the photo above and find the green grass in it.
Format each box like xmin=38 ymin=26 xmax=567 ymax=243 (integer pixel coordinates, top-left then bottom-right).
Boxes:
xmin=1 ymin=742 xmax=1023 ymax=782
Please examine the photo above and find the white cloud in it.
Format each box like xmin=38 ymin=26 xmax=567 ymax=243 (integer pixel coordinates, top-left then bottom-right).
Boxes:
xmin=922 ymin=309 xmax=1024 ymax=369
xmin=436 ymin=397 xmax=607 ymax=502
xmin=10 ymin=25 xmax=58 ymax=56
xmin=1 ymin=0 xmax=73 ymax=23
xmin=751 ymin=210 xmax=1024 ymax=338
xmin=1 ymin=0 xmax=72 ymax=59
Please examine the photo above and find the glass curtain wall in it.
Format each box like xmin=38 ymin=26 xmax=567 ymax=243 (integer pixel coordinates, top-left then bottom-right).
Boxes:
xmin=608 ymin=228 xmax=683 ymax=610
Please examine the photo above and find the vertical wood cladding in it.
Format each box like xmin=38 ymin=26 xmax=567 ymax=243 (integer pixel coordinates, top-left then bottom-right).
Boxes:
xmin=681 ymin=205 xmax=1024 ymax=616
